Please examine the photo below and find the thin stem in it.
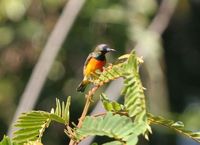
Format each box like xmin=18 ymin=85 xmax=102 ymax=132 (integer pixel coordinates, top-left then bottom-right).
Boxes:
xmin=92 ymin=112 xmax=107 ymax=117
xmin=69 ymin=85 xmax=100 ymax=145
xmin=78 ymin=86 xmax=99 ymax=128
xmin=92 ymin=111 xmax=128 ymax=118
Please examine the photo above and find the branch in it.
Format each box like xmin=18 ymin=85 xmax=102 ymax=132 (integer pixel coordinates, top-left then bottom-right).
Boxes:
xmin=8 ymin=0 xmax=86 ymax=137
xmin=69 ymin=85 xmax=101 ymax=145
xmin=77 ymin=86 xmax=100 ymax=128
xmin=148 ymin=0 xmax=178 ymax=34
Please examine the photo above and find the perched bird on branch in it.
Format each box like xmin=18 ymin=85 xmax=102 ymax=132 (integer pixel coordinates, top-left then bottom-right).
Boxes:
xmin=77 ymin=44 xmax=115 ymax=92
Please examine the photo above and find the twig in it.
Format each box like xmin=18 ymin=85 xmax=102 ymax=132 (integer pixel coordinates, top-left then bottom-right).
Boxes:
xmin=92 ymin=111 xmax=128 ymax=118
xmin=69 ymin=85 xmax=100 ymax=145
xmin=92 ymin=112 xmax=107 ymax=117
xmin=77 ymin=86 xmax=99 ymax=128
xmin=8 ymin=0 xmax=86 ymax=137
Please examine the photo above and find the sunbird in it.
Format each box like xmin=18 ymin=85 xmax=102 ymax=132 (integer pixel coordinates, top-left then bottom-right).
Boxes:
xmin=77 ymin=44 xmax=115 ymax=92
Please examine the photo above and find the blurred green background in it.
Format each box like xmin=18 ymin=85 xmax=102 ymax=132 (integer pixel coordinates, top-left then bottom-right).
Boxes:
xmin=0 ymin=0 xmax=200 ymax=145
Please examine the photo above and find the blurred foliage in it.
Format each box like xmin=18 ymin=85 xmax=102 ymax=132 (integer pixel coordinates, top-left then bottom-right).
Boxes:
xmin=0 ymin=0 xmax=200 ymax=145
xmin=0 ymin=0 xmax=31 ymax=21
xmin=179 ymin=103 xmax=200 ymax=130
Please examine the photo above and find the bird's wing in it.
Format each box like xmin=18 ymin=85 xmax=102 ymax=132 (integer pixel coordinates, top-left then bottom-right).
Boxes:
xmin=83 ymin=52 xmax=93 ymax=75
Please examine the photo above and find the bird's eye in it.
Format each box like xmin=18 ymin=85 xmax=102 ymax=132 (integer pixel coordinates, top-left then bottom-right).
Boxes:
xmin=102 ymin=47 xmax=106 ymax=51
xmin=102 ymin=45 xmax=108 ymax=51
xmin=96 ymin=44 xmax=109 ymax=52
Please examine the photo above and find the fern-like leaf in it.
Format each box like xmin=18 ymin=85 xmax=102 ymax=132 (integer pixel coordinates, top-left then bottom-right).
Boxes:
xmin=122 ymin=52 xmax=150 ymax=137
xmin=75 ymin=112 xmax=146 ymax=145
xmin=148 ymin=113 xmax=200 ymax=143
xmin=13 ymin=111 xmax=51 ymax=144
xmin=13 ymin=97 xmax=71 ymax=144
xmin=100 ymin=93 xmax=124 ymax=112
xmin=122 ymin=52 xmax=145 ymax=118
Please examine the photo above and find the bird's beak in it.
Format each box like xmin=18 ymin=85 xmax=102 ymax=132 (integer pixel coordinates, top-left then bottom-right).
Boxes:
xmin=106 ymin=48 xmax=116 ymax=52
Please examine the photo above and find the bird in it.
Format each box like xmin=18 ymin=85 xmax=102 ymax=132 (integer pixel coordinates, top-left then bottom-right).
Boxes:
xmin=76 ymin=44 xmax=115 ymax=92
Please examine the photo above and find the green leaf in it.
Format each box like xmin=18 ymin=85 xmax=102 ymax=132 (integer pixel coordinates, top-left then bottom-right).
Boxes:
xmin=24 ymin=141 xmax=43 ymax=145
xmin=122 ymin=53 xmax=145 ymax=117
xmin=100 ymin=93 xmax=124 ymax=112
xmin=122 ymin=52 xmax=150 ymax=136
xmin=13 ymin=111 xmax=51 ymax=144
xmin=102 ymin=141 xmax=123 ymax=145
xmin=148 ymin=113 xmax=200 ymax=143
xmin=49 ymin=114 xmax=65 ymax=124
xmin=0 ymin=136 xmax=15 ymax=145
xmin=64 ymin=96 xmax=71 ymax=124
xmin=89 ymin=55 xmax=127 ymax=85
xmin=13 ymin=97 xmax=71 ymax=144
xmin=51 ymin=97 xmax=71 ymax=125
xmin=76 ymin=112 xmax=143 ymax=145
xmin=55 ymin=98 xmax=61 ymax=117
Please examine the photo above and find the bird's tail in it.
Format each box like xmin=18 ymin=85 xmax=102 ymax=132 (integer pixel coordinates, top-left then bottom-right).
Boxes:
xmin=76 ymin=79 xmax=88 ymax=92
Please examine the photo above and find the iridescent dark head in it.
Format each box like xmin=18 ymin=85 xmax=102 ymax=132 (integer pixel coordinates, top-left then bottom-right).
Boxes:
xmin=94 ymin=44 xmax=116 ymax=54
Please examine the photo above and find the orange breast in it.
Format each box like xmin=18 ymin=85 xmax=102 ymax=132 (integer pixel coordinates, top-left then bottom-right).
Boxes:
xmin=84 ymin=58 xmax=106 ymax=76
